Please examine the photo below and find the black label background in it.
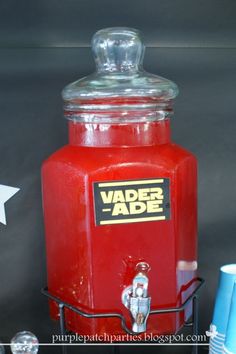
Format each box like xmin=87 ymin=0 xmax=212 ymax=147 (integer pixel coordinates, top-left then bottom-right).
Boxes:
xmin=93 ymin=178 xmax=170 ymax=226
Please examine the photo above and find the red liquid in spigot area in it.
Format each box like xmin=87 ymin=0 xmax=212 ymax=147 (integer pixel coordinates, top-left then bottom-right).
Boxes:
xmin=42 ymin=113 xmax=197 ymax=338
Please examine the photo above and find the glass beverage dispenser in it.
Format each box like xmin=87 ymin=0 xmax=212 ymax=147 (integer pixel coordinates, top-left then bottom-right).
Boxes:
xmin=42 ymin=27 xmax=198 ymax=337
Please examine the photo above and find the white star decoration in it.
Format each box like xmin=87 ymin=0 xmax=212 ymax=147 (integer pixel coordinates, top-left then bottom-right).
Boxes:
xmin=0 ymin=184 xmax=20 ymax=225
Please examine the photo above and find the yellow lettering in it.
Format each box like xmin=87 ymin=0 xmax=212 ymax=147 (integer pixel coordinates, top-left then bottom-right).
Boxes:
xmin=112 ymin=203 xmax=129 ymax=216
xmin=125 ymin=189 xmax=138 ymax=202
xmin=100 ymin=191 xmax=114 ymax=204
xmin=113 ymin=191 xmax=125 ymax=203
xmin=129 ymin=202 xmax=146 ymax=215
xmin=147 ymin=200 xmax=163 ymax=213
xmin=150 ymin=187 xmax=164 ymax=200
xmin=138 ymin=188 xmax=150 ymax=201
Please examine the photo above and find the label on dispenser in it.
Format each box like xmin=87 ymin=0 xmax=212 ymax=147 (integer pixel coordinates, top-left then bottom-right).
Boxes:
xmin=93 ymin=178 xmax=170 ymax=226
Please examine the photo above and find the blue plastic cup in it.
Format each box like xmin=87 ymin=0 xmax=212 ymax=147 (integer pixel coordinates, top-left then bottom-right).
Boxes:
xmin=210 ymin=333 xmax=225 ymax=353
xmin=208 ymin=324 xmax=225 ymax=350
xmin=209 ymin=264 xmax=236 ymax=354
xmin=223 ymin=345 xmax=233 ymax=354
xmin=212 ymin=265 xmax=236 ymax=334
xmin=224 ymin=281 xmax=236 ymax=353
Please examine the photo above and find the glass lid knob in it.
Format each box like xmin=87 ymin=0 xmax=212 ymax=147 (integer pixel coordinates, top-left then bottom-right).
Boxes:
xmin=92 ymin=27 xmax=145 ymax=73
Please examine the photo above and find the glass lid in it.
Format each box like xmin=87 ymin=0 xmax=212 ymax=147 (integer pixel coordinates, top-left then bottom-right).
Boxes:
xmin=62 ymin=27 xmax=179 ymax=122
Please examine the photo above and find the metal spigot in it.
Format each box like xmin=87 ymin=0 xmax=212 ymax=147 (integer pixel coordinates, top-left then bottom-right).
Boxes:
xmin=122 ymin=262 xmax=151 ymax=333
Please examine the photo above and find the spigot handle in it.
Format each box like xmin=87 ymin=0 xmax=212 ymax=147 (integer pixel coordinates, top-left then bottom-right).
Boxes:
xmin=122 ymin=262 xmax=151 ymax=333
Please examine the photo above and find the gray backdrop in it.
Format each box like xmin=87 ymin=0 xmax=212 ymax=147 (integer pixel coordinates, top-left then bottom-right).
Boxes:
xmin=0 ymin=0 xmax=236 ymax=353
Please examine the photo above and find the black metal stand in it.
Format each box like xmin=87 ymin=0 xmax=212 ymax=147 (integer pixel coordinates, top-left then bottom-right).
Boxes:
xmin=42 ymin=277 xmax=204 ymax=354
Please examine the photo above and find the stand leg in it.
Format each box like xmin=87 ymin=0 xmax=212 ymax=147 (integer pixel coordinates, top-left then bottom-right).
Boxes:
xmin=59 ymin=304 xmax=66 ymax=335
xmin=192 ymin=295 xmax=199 ymax=354
xmin=59 ymin=303 xmax=68 ymax=354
